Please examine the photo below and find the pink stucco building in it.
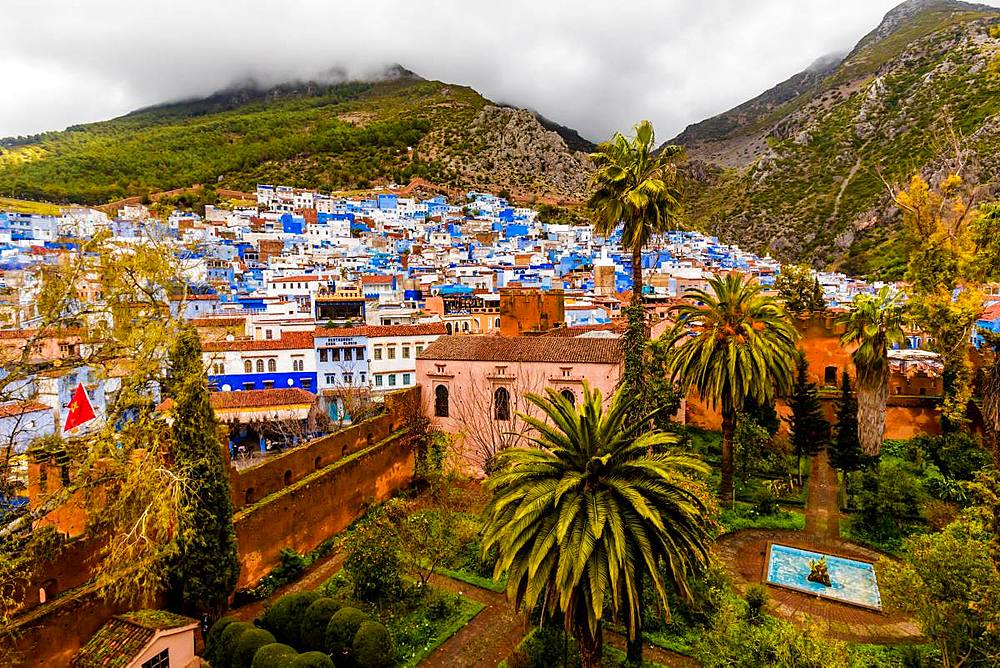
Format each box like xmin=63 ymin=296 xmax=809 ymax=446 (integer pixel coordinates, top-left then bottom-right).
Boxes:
xmin=416 ymin=335 xmax=623 ymax=473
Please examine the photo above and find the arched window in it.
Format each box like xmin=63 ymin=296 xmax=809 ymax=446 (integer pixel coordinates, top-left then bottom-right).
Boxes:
xmin=495 ymin=317 xmax=501 ymax=328
xmin=268 ymin=359 xmax=277 ymax=373
xmin=560 ymin=389 xmax=576 ymax=406
xmin=494 ymin=387 xmax=510 ymax=421
xmin=434 ymin=385 xmax=450 ymax=417
xmin=255 ymin=359 xmax=264 ymax=373
xmin=244 ymin=360 xmax=252 ymax=373
xmin=446 ymin=323 xmax=453 ymax=335
xmin=283 ymin=470 xmax=292 ymax=486
xmin=462 ymin=321 xmax=470 ymax=332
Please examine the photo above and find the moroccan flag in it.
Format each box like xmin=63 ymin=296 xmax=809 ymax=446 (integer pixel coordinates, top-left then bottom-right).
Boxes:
xmin=63 ymin=382 xmax=96 ymax=432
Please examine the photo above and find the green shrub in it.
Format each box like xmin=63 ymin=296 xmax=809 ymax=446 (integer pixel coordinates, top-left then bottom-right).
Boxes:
xmin=344 ymin=523 xmax=404 ymax=602
xmin=233 ymin=629 xmax=277 ymax=668
xmin=325 ymin=606 xmax=369 ymax=662
xmin=290 ymin=651 xmax=336 ymax=668
xmin=251 ymin=643 xmax=298 ymax=668
xmin=850 ymin=457 xmax=925 ymax=540
xmin=216 ymin=621 xmax=254 ymax=668
xmin=299 ymin=597 xmax=341 ymax=652
xmin=261 ymin=591 xmax=321 ymax=645
xmin=744 ymin=585 xmax=769 ymax=624
xmin=352 ymin=621 xmax=395 ymax=668
xmin=519 ymin=625 xmax=578 ymax=668
xmin=204 ymin=616 xmax=239 ymax=665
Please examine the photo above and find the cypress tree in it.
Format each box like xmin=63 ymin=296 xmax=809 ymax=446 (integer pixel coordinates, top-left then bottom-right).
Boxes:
xmin=786 ymin=352 xmax=829 ymax=481
xmin=830 ymin=371 xmax=866 ymax=473
xmin=166 ymin=326 xmax=239 ymax=616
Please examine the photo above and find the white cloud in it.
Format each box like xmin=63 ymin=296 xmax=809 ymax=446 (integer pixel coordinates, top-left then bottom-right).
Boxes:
xmin=2 ymin=0 xmax=997 ymax=141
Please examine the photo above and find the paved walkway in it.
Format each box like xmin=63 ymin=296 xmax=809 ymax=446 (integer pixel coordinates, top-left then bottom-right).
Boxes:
xmin=714 ymin=447 xmax=922 ymax=644
xmin=803 ymin=448 xmax=840 ymax=539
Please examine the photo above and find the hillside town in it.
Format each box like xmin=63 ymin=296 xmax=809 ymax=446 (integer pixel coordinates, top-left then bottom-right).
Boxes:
xmin=2 ymin=183 xmax=977 ymax=467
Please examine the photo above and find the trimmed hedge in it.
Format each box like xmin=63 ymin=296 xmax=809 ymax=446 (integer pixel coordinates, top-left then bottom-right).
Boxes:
xmin=353 ymin=621 xmax=394 ymax=668
xmin=216 ymin=621 xmax=254 ymax=668
xmin=262 ymin=591 xmax=322 ymax=646
xmin=290 ymin=651 xmax=336 ymax=667
xmin=299 ymin=597 xmax=341 ymax=652
xmin=233 ymin=629 xmax=277 ymax=668
xmin=204 ymin=616 xmax=239 ymax=666
xmin=324 ymin=606 xmax=369 ymax=661
xmin=251 ymin=642 xmax=298 ymax=668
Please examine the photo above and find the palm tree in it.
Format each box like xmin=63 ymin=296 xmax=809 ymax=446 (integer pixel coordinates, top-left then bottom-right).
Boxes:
xmin=589 ymin=125 xmax=685 ymax=664
xmin=665 ymin=273 xmax=799 ymax=506
xmin=837 ymin=287 xmax=905 ymax=456
xmin=588 ymin=120 xmax=683 ymax=307
xmin=481 ymin=384 xmax=711 ymax=668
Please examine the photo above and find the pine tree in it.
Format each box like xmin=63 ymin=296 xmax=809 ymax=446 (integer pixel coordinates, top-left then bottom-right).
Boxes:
xmin=809 ymin=278 xmax=826 ymax=312
xmin=786 ymin=352 xmax=829 ymax=482
xmin=830 ymin=371 xmax=866 ymax=473
xmin=166 ymin=326 xmax=240 ymax=617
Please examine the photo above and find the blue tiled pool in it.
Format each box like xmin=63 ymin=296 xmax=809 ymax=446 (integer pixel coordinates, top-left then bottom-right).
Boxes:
xmin=765 ymin=544 xmax=882 ymax=610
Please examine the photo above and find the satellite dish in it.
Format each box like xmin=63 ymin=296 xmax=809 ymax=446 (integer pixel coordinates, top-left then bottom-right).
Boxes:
xmin=225 ymin=334 xmax=235 ymax=341
xmin=221 ymin=384 xmax=232 ymax=391
xmin=287 ymin=378 xmax=294 ymax=386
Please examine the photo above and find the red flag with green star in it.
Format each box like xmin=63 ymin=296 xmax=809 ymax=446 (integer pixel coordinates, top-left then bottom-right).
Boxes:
xmin=63 ymin=382 xmax=96 ymax=432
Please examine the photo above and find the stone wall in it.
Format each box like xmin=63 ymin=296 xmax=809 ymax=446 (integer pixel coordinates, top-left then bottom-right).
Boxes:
xmin=2 ymin=387 xmax=421 ymax=666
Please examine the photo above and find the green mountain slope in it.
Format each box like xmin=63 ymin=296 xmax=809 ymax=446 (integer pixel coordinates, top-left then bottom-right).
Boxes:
xmin=0 ymin=67 xmax=592 ymax=205
xmin=673 ymin=0 xmax=1000 ymax=277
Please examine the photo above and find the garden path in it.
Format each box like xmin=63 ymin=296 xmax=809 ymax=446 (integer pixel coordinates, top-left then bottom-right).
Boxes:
xmin=803 ymin=448 xmax=841 ymax=540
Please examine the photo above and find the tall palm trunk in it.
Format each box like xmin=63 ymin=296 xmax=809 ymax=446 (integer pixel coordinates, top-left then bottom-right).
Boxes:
xmin=631 ymin=245 xmax=643 ymax=306
xmin=625 ymin=566 xmax=643 ymax=664
xmin=576 ymin=619 xmax=604 ymax=668
xmin=856 ymin=364 xmax=888 ymax=456
xmin=721 ymin=406 xmax=736 ymax=507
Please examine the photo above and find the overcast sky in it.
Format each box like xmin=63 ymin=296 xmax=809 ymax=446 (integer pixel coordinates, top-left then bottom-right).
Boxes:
xmin=3 ymin=0 xmax=998 ymax=142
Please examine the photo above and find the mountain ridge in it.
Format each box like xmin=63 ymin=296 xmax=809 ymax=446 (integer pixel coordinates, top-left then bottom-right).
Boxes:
xmin=0 ymin=67 xmax=592 ymax=204
xmin=671 ymin=0 xmax=1000 ymax=276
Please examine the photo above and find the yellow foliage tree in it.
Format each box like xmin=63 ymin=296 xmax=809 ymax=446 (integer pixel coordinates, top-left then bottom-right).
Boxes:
xmin=895 ymin=173 xmax=982 ymax=426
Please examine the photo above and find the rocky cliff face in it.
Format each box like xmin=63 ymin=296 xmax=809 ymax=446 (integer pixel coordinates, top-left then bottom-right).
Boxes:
xmin=448 ymin=106 xmax=592 ymax=200
xmin=673 ymin=0 xmax=1000 ymax=277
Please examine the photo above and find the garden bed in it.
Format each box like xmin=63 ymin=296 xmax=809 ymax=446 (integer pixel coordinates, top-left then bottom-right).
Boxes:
xmin=319 ymin=571 xmax=485 ymax=667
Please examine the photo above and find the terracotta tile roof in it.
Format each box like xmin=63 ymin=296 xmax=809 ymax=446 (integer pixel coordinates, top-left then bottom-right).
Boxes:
xmin=190 ymin=316 xmax=246 ymax=327
xmin=417 ymin=335 xmax=623 ymax=364
xmin=202 ymin=331 xmax=314 ymax=352
xmin=361 ymin=275 xmax=394 ymax=284
xmin=0 ymin=401 xmax=51 ymax=418
xmin=270 ymin=275 xmax=322 ymax=283
xmin=73 ymin=610 xmax=196 ymax=668
xmin=160 ymin=388 xmax=316 ymax=412
xmin=315 ymin=323 xmax=447 ymax=339
xmin=980 ymin=302 xmax=1000 ymax=322
xmin=542 ymin=322 xmax=626 ymax=337
xmin=0 ymin=328 xmax=84 ymax=340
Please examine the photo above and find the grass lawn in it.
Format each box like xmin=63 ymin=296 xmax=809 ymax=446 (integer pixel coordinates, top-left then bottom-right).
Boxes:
xmin=433 ymin=563 xmax=507 ymax=593
xmin=0 ymin=196 xmax=61 ymax=215
xmin=719 ymin=502 xmax=806 ymax=533
xmin=644 ymin=628 xmax=699 ymax=657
